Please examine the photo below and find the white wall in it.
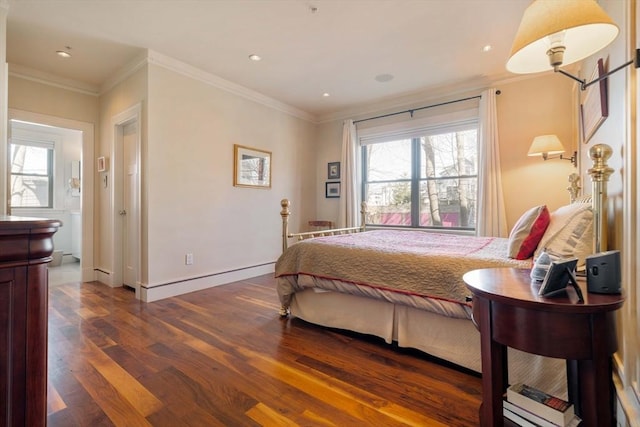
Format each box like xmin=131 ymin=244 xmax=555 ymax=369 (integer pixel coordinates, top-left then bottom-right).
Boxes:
xmin=140 ymin=62 xmax=316 ymax=297
xmin=0 ymin=1 xmax=7 ymax=215
xmin=98 ymin=65 xmax=148 ymax=283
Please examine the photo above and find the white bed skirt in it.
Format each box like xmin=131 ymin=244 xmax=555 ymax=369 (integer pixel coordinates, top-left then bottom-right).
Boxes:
xmin=290 ymin=288 xmax=567 ymax=399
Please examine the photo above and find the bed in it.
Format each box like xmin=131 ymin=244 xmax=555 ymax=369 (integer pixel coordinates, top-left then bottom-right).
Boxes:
xmin=275 ymin=144 xmax=613 ymax=398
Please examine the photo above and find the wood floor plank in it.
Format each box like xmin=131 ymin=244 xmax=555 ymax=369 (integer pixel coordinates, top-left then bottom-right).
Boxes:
xmin=47 ymin=382 xmax=67 ymax=414
xmin=69 ymin=359 xmax=152 ymax=427
xmin=47 ymin=276 xmax=482 ymax=426
xmin=83 ymin=339 xmax=164 ymax=417
xmin=244 ymin=347 xmax=445 ymax=427
xmin=48 ymin=330 xmax=115 ymax=426
xmin=245 ymin=402 xmax=299 ymax=426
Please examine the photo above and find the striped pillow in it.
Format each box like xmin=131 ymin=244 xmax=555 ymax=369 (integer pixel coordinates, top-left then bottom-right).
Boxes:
xmin=534 ymin=203 xmax=593 ymax=267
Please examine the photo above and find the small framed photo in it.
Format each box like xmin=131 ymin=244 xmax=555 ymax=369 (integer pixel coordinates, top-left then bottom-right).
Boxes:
xmin=325 ymin=181 xmax=341 ymax=198
xmin=538 ymin=258 xmax=578 ymax=297
xmin=328 ymin=162 xmax=340 ymax=180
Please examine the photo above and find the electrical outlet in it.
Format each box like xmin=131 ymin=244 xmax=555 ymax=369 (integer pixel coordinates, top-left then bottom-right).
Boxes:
xmin=185 ymin=253 xmax=194 ymax=265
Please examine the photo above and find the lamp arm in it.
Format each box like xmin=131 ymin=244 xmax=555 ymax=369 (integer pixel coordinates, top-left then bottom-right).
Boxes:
xmin=556 ymin=68 xmax=587 ymax=87
xmin=582 ymin=57 xmax=636 ymax=90
xmin=560 ymin=151 xmax=577 ymax=167
xmin=555 ymin=48 xmax=640 ymax=91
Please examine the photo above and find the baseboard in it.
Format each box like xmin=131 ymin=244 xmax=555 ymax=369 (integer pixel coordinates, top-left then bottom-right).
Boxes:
xmin=81 ymin=266 xmax=97 ymax=284
xmin=94 ymin=268 xmax=114 ymax=287
xmin=140 ymin=263 xmax=275 ymax=302
xmin=613 ymin=361 xmax=640 ymax=426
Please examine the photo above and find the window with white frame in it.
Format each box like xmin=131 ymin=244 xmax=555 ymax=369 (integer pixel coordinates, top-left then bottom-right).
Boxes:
xmin=361 ymin=118 xmax=478 ymax=230
xmin=10 ymin=139 xmax=54 ymax=208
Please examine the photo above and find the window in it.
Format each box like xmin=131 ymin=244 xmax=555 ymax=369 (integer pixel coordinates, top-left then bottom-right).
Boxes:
xmin=10 ymin=140 xmax=54 ymax=208
xmin=362 ymin=120 xmax=478 ymax=230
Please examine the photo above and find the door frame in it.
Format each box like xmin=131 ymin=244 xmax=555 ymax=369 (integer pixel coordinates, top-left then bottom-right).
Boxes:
xmin=8 ymin=109 xmax=96 ymax=283
xmin=110 ymin=103 xmax=142 ymax=297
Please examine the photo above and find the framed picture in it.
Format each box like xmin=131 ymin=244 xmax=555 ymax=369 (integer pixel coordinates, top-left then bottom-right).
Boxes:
xmin=580 ymin=58 xmax=608 ymax=144
xmin=325 ymin=181 xmax=341 ymax=198
xmin=328 ymin=162 xmax=340 ymax=179
xmin=538 ymin=258 xmax=578 ymax=297
xmin=233 ymin=144 xmax=271 ymax=188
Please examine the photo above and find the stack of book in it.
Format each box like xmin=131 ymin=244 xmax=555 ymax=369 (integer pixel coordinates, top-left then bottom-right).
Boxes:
xmin=503 ymin=383 xmax=582 ymax=426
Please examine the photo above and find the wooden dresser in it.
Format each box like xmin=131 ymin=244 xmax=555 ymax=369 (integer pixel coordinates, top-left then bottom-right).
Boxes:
xmin=0 ymin=216 xmax=61 ymax=426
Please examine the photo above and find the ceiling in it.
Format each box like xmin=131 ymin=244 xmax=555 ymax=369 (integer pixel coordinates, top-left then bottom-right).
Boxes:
xmin=5 ymin=0 xmax=531 ymax=120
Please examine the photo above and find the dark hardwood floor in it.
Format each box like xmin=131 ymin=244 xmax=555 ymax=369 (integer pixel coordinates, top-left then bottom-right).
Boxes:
xmin=47 ymin=274 xmax=482 ymax=426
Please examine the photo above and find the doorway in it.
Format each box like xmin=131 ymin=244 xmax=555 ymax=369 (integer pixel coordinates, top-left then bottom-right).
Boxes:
xmin=111 ymin=104 xmax=142 ymax=297
xmin=8 ymin=109 xmax=95 ymax=283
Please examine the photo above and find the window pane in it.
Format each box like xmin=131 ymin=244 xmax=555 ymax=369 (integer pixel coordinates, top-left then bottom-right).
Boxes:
xmin=419 ymin=130 xmax=477 ymax=179
xmin=11 ymin=144 xmax=49 ymax=175
xmin=419 ymin=178 xmax=476 ymax=228
xmin=362 ymin=121 xmax=478 ymax=229
xmin=10 ymin=143 xmax=53 ymax=208
xmin=365 ymin=182 xmax=411 ymax=226
xmin=366 ymin=139 xmax=411 ymax=181
xmin=11 ymin=175 xmax=51 ymax=207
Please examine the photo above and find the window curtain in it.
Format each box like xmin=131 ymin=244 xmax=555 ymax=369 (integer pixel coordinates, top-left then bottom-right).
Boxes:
xmin=476 ymin=88 xmax=508 ymax=237
xmin=338 ymin=119 xmax=359 ymax=228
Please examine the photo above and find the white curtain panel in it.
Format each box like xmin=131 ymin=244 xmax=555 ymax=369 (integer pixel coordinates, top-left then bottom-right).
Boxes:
xmin=477 ymin=88 xmax=508 ymax=237
xmin=338 ymin=119 xmax=359 ymax=228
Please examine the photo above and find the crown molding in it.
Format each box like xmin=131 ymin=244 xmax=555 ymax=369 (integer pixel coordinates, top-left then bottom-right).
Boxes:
xmin=145 ymin=50 xmax=316 ymax=123
xmin=8 ymin=63 xmax=100 ymax=96
xmin=99 ymin=51 xmax=149 ymax=95
xmin=317 ymin=71 xmax=564 ymax=125
xmin=8 ymin=49 xmax=317 ymax=123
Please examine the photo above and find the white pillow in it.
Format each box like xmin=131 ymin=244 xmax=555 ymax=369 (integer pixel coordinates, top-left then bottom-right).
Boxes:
xmin=534 ymin=203 xmax=593 ymax=267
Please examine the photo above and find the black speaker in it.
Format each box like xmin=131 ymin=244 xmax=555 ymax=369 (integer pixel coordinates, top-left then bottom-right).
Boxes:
xmin=586 ymin=250 xmax=621 ymax=294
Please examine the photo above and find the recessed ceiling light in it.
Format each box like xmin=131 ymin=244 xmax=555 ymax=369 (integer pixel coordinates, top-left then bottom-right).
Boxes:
xmin=375 ymin=73 xmax=394 ymax=83
xmin=322 ymin=92 xmax=330 ymax=97
xmin=56 ymin=50 xmax=71 ymax=58
xmin=248 ymin=54 xmax=262 ymax=61
xmin=482 ymin=45 xmax=493 ymax=52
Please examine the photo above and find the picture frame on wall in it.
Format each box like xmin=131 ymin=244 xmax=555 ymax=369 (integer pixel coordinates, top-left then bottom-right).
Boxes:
xmin=580 ymin=58 xmax=608 ymax=144
xmin=233 ymin=144 xmax=272 ymax=188
xmin=325 ymin=181 xmax=341 ymax=198
xmin=328 ymin=162 xmax=340 ymax=180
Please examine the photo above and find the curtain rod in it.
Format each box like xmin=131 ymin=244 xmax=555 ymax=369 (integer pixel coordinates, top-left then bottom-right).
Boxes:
xmin=353 ymin=90 xmax=501 ymax=124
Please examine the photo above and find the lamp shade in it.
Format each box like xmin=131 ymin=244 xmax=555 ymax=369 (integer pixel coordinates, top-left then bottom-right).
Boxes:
xmin=507 ymin=0 xmax=619 ymax=74
xmin=528 ymin=135 xmax=566 ymax=157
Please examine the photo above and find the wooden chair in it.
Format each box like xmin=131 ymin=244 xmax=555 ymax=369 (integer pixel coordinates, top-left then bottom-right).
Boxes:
xmin=308 ymin=220 xmax=333 ymax=232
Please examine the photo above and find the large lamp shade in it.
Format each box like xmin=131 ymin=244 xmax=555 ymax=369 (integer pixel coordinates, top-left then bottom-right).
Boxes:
xmin=507 ymin=0 xmax=619 ymax=74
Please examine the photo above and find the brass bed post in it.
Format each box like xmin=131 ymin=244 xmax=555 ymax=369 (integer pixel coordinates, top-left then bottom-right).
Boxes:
xmin=281 ymin=199 xmax=291 ymax=252
xmin=588 ymin=144 xmax=614 ymax=253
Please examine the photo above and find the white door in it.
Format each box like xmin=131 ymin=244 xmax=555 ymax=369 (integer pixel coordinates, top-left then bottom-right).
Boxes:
xmin=122 ymin=122 xmax=139 ymax=288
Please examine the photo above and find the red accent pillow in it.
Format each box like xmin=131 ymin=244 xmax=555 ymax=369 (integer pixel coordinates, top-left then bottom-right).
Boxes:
xmin=507 ymin=205 xmax=551 ymax=260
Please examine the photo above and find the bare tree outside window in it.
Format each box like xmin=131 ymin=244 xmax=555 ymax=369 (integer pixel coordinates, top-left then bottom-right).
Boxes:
xmin=363 ymin=124 xmax=478 ymax=230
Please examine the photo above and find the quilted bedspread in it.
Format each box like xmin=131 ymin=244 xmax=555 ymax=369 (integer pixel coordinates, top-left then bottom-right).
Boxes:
xmin=275 ymin=229 xmax=532 ymax=305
